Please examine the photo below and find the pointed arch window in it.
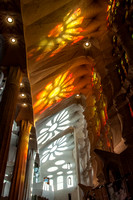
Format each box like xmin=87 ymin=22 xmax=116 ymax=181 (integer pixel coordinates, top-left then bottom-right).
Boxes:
xmin=67 ymin=175 xmax=73 ymax=188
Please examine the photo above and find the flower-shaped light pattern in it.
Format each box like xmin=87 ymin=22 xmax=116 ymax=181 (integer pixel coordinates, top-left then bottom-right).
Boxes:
xmin=38 ymin=109 xmax=70 ymax=145
xmin=41 ymin=136 xmax=69 ymax=163
xmin=28 ymin=8 xmax=84 ymax=61
xmin=33 ymin=71 xmax=75 ymax=114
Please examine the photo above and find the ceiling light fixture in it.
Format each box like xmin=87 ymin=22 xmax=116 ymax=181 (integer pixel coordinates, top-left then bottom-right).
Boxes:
xmin=75 ymin=94 xmax=81 ymax=99
xmin=10 ymin=37 xmax=17 ymax=44
xmin=20 ymin=83 xmax=24 ymax=87
xmin=22 ymin=103 xmax=27 ymax=107
xmin=47 ymin=167 xmax=58 ymax=172
xmin=84 ymin=41 xmax=91 ymax=48
xmin=7 ymin=17 xmax=13 ymax=23
xmin=21 ymin=93 xmax=25 ymax=97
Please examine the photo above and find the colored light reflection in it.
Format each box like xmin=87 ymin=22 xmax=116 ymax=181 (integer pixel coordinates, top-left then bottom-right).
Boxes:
xmin=33 ymin=71 xmax=75 ymax=114
xmin=92 ymin=69 xmax=113 ymax=151
xmin=28 ymin=8 xmax=84 ymax=61
xmin=129 ymin=103 xmax=133 ymax=117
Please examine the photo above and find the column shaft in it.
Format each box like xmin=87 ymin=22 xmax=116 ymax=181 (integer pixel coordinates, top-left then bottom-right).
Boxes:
xmin=9 ymin=120 xmax=31 ymax=200
xmin=23 ymin=150 xmax=35 ymax=200
xmin=74 ymin=129 xmax=81 ymax=200
xmin=0 ymin=66 xmax=21 ymax=195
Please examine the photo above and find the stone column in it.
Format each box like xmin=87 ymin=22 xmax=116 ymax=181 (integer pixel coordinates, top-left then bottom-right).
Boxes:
xmin=0 ymin=66 xmax=21 ymax=195
xmin=9 ymin=120 xmax=32 ymax=200
xmin=23 ymin=149 xmax=35 ymax=200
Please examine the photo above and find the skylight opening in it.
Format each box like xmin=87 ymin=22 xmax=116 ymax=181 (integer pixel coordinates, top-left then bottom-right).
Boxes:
xmin=41 ymin=154 xmax=49 ymax=163
xmin=67 ymin=171 xmax=73 ymax=174
xmin=50 ymin=145 xmax=57 ymax=153
xmin=40 ymin=128 xmax=49 ymax=134
xmin=49 ymin=123 xmax=58 ymax=131
xmin=41 ymin=136 xmax=69 ymax=163
xmin=55 ymin=160 xmax=65 ymax=165
xmin=49 ymin=154 xmax=56 ymax=160
xmin=57 ymin=126 xmax=69 ymax=130
xmin=62 ymin=163 xmax=72 ymax=169
xmin=57 ymin=171 xmax=63 ymax=175
xmin=55 ymin=151 xmax=64 ymax=156
xmin=47 ymin=175 xmax=53 ymax=178
xmin=59 ymin=120 xmax=70 ymax=126
xmin=47 ymin=167 xmax=58 ymax=172
xmin=58 ymin=147 xmax=68 ymax=151
xmin=62 ymin=164 xmax=68 ymax=169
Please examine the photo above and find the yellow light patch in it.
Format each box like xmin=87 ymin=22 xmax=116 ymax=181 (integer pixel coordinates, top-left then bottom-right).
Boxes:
xmin=66 ymin=17 xmax=84 ymax=28
xmin=33 ymin=71 xmax=75 ymax=114
xmin=63 ymin=10 xmax=72 ymax=22
xmin=56 ymin=38 xmax=63 ymax=43
xmin=39 ymin=39 xmax=48 ymax=47
xmin=62 ymin=34 xmax=73 ymax=40
xmin=45 ymin=83 xmax=53 ymax=90
xmin=30 ymin=7 xmax=84 ymax=60
xmin=65 ymin=8 xmax=81 ymax=25
xmin=48 ymin=87 xmax=61 ymax=98
xmin=54 ymin=75 xmax=61 ymax=87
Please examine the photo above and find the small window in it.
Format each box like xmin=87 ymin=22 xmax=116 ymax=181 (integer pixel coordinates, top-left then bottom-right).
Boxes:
xmin=57 ymin=176 xmax=63 ymax=190
xmin=67 ymin=175 xmax=73 ymax=188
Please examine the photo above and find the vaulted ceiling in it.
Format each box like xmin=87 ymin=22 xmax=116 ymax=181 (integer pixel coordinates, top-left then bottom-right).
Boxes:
xmin=0 ymin=0 xmax=133 ymax=191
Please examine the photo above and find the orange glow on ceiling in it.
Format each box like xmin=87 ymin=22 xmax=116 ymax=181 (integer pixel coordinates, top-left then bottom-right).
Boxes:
xmin=33 ymin=71 xmax=75 ymax=114
xmin=48 ymin=24 xmax=64 ymax=38
xmin=28 ymin=8 xmax=85 ymax=61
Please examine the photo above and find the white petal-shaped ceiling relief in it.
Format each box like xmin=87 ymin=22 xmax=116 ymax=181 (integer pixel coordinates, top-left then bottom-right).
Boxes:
xmin=40 ymin=135 xmax=74 ymax=164
xmin=36 ymin=104 xmax=84 ymax=148
xmin=38 ymin=103 xmax=86 ymax=186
